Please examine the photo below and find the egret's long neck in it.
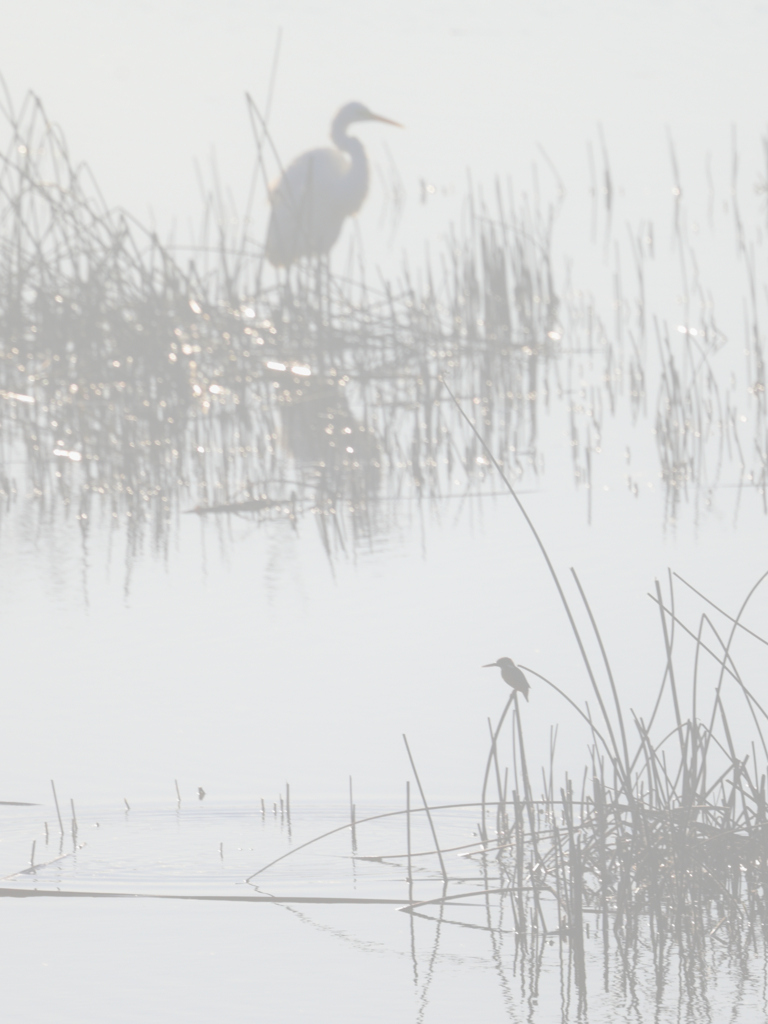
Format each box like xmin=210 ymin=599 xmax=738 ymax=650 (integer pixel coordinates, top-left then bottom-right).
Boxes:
xmin=330 ymin=120 xmax=369 ymax=213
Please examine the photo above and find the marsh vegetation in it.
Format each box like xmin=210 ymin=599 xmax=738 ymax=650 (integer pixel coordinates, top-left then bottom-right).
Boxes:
xmin=2 ymin=81 xmax=768 ymax=1020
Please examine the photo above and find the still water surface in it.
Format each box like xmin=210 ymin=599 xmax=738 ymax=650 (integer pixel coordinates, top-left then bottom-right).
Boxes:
xmin=3 ymin=798 xmax=767 ymax=1022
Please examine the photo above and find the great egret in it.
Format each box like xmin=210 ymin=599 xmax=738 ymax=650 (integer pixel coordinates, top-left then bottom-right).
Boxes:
xmin=265 ymin=101 xmax=401 ymax=266
xmin=483 ymin=657 xmax=531 ymax=701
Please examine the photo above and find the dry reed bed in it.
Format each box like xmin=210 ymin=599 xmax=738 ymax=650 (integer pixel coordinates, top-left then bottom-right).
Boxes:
xmin=240 ymin=562 xmax=768 ymax=1005
xmin=238 ymin=408 xmax=768 ymax=985
xmin=414 ymin=559 xmax=768 ymax=999
xmin=454 ymin=399 xmax=768 ymax=963
xmin=0 ymin=83 xmax=764 ymax=564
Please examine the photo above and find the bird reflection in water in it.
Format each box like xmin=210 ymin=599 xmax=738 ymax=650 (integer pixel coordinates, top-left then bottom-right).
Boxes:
xmin=276 ymin=374 xmax=382 ymax=528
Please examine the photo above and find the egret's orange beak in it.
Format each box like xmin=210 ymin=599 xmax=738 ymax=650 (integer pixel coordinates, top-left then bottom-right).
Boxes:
xmin=369 ymin=113 xmax=403 ymax=128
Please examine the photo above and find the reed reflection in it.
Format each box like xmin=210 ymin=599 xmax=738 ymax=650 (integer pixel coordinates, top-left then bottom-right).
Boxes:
xmin=0 ymin=85 xmax=765 ymax=575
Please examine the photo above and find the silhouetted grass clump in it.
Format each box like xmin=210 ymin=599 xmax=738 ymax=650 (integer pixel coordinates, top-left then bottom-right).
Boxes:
xmin=0 ymin=85 xmax=562 ymax=560
xmin=0 ymin=81 xmax=765 ymax=570
xmin=234 ymin=400 xmax=768 ymax=1012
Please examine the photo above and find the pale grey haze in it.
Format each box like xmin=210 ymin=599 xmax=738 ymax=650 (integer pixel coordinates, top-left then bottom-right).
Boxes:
xmin=0 ymin=2 xmax=766 ymax=1021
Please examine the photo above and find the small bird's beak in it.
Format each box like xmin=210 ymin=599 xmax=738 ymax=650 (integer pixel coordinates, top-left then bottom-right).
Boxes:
xmin=482 ymin=663 xmax=496 ymax=669
xmin=369 ymin=113 xmax=403 ymax=128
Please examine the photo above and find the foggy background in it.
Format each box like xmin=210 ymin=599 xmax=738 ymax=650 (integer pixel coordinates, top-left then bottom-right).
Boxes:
xmin=0 ymin=0 xmax=765 ymax=814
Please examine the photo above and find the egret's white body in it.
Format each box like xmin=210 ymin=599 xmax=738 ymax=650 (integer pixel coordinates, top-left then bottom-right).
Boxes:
xmin=265 ymin=102 xmax=400 ymax=267
xmin=483 ymin=657 xmax=530 ymax=701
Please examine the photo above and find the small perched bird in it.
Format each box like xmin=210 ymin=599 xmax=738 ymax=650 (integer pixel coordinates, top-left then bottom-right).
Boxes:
xmin=483 ymin=657 xmax=530 ymax=701
xmin=265 ymin=101 xmax=401 ymax=266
